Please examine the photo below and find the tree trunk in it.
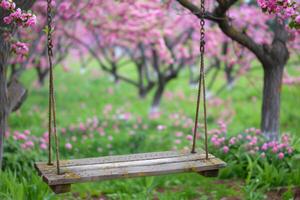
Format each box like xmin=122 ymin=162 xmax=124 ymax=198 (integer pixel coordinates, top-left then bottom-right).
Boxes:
xmin=0 ymin=41 xmax=9 ymax=169
xmin=261 ymin=64 xmax=284 ymax=140
xmin=260 ymin=19 xmax=289 ymax=140
xmin=150 ymin=85 xmax=165 ymax=113
xmin=225 ymin=64 xmax=234 ymax=89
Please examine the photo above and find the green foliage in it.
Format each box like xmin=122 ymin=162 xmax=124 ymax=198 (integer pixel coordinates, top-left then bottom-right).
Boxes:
xmin=2 ymin=139 xmax=38 ymax=177
xmin=0 ymin=171 xmax=53 ymax=200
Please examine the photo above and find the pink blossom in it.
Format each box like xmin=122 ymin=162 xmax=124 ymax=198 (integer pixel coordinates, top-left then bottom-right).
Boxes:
xmin=40 ymin=143 xmax=47 ymax=150
xmin=25 ymin=141 xmax=34 ymax=148
xmin=223 ymin=146 xmax=229 ymax=154
xmin=287 ymin=147 xmax=293 ymax=154
xmin=0 ymin=0 xmax=11 ymax=10
xmin=5 ymin=131 xmax=10 ymax=138
xmin=24 ymin=15 xmax=36 ymax=27
xmin=157 ymin=125 xmax=166 ymax=131
xmin=65 ymin=143 xmax=72 ymax=150
xmin=11 ymin=42 xmax=29 ymax=56
xmin=278 ymin=152 xmax=284 ymax=159
xmin=43 ymin=132 xmax=49 ymax=139
xmin=79 ymin=123 xmax=86 ymax=131
xmin=24 ymin=130 xmax=31 ymax=135
xmin=3 ymin=16 xmax=13 ymax=24
xmin=296 ymin=15 xmax=300 ymax=24
xmin=175 ymin=132 xmax=183 ymax=137
xmin=261 ymin=143 xmax=268 ymax=151
xmin=272 ymin=146 xmax=279 ymax=153
xmin=16 ymin=133 xmax=27 ymax=140
xmin=186 ymin=135 xmax=193 ymax=141
xmin=281 ymin=134 xmax=289 ymax=144
xmin=229 ymin=137 xmax=236 ymax=145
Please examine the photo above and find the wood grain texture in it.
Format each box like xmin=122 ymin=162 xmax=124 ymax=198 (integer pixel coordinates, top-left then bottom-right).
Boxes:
xmin=35 ymin=149 xmax=226 ymax=193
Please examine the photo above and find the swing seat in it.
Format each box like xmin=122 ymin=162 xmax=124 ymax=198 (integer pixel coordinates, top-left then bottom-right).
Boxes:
xmin=35 ymin=149 xmax=226 ymax=194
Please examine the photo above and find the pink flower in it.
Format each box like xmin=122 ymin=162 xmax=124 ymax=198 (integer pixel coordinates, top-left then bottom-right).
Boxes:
xmin=79 ymin=123 xmax=86 ymax=131
xmin=40 ymin=143 xmax=47 ymax=150
xmin=17 ymin=133 xmax=27 ymax=140
xmin=296 ymin=15 xmax=300 ymax=24
xmin=261 ymin=143 xmax=268 ymax=151
xmin=223 ymin=146 xmax=229 ymax=154
xmin=25 ymin=15 xmax=36 ymax=27
xmin=219 ymin=137 xmax=225 ymax=143
xmin=272 ymin=146 xmax=279 ymax=153
xmin=287 ymin=147 xmax=293 ymax=154
xmin=11 ymin=42 xmax=29 ymax=56
xmin=65 ymin=143 xmax=72 ymax=150
xmin=175 ymin=132 xmax=183 ymax=137
xmin=0 ymin=0 xmax=11 ymax=10
xmin=278 ymin=152 xmax=284 ymax=160
xmin=24 ymin=130 xmax=31 ymax=135
xmin=229 ymin=137 xmax=236 ymax=145
xmin=3 ymin=16 xmax=13 ymax=24
xmin=186 ymin=135 xmax=193 ymax=141
xmin=5 ymin=131 xmax=10 ymax=138
xmin=261 ymin=152 xmax=266 ymax=158
xmin=25 ymin=141 xmax=34 ymax=148
xmin=43 ymin=132 xmax=49 ymax=139
xmin=157 ymin=125 xmax=166 ymax=131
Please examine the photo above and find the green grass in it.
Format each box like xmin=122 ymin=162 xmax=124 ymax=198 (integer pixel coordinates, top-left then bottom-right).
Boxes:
xmin=4 ymin=58 xmax=300 ymax=199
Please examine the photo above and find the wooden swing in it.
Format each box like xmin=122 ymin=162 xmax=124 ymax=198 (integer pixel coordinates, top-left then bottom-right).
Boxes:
xmin=35 ymin=0 xmax=226 ymax=194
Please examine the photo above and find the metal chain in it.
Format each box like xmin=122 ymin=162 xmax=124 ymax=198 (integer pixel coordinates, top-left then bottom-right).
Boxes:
xmin=47 ymin=0 xmax=61 ymax=175
xmin=191 ymin=0 xmax=209 ymax=160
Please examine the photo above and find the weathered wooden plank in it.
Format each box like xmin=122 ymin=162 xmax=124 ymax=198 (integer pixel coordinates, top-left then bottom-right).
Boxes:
xmin=35 ymin=150 xmax=226 ymax=188
xmin=36 ymin=152 xmax=215 ymax=175
xmin=46 ymin=158 xmax=224 ymax=185
xmin=38 ymin=159 xmax=225 ymax=185
xmin=36 ymin=149 xmax=206 ymax=168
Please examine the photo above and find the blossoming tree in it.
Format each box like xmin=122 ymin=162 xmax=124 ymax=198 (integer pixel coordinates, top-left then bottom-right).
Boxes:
xmin=0 ymin=0 xmax=36 ymax=168
xmin=177 ymin=0 xmax=300 ymax=140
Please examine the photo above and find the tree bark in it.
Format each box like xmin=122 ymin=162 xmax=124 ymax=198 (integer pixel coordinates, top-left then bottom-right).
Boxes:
xmin=261 ymin=64 xmax=283 ymax=140
xmin=151 ymin=85 xmax=165 ymax=113
xmin=260 ymin=20 xmax=289 ymax=140
xmin=0 ymin=38 xmax=10 ymax=169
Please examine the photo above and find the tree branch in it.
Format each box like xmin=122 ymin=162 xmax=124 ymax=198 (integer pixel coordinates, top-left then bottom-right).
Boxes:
xmin=176 ymin=0 xmax=271 ymax=66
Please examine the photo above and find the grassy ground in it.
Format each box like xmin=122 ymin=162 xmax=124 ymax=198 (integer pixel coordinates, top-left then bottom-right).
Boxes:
xmin=5 ymin=59 xmax=300 ymax=199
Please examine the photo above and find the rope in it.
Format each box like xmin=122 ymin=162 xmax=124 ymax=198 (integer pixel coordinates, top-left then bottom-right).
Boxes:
xmin=191 ymin=0 xmax=209 ymax=160
xmin=47 ymin=0 xmax=61 ymax=175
